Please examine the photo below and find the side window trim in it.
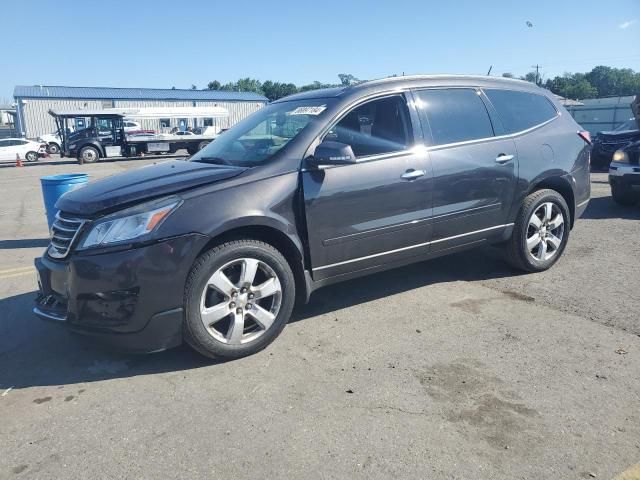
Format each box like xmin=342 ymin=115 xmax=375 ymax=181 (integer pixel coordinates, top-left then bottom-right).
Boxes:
xmin=478 ymin=90 xmax=507 ymax=136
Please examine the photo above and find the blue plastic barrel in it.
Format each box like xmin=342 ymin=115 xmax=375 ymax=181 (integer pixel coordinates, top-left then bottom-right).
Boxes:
xmin=40 ymin=174 xmax=89 ymax=229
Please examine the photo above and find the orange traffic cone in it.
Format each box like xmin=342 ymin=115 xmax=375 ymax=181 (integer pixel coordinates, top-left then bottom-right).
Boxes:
xmin=15 ymin=153 xmax=23 ymax=167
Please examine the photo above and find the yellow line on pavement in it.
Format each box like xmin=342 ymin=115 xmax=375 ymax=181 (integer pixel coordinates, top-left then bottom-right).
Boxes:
xmin=0 ymin=271 xmax=35 ymax=280
xmin=0 ymin=266 xmax=34 ymax=276
xmin=613 ymin=463 xmax=640 ymax=480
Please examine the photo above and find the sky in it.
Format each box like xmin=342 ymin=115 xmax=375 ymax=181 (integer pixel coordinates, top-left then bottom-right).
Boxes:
xmin=2 ymin=0 xmax=639 ymax=101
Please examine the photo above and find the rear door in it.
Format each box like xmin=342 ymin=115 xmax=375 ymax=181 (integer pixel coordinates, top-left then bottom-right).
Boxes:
xmin=412 ymin=88 xmax=518 ymax=251
xmin=302 ymin=94 xmax=433 ymax=280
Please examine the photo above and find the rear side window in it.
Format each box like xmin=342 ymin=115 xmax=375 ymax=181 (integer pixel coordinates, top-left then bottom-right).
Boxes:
xmin=484 ymin=89 xmax=558 ymax=134
xmin=414 ymin=89 xmax=494 ymax=146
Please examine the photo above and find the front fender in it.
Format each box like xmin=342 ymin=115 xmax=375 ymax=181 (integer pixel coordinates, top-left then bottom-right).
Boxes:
xmin=158 ymin=171 xmax=306 ymax=262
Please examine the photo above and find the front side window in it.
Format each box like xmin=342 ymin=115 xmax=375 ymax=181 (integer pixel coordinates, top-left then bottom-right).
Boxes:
xmin=414 ymin=88 xmax=494 ymax=146
xmin=324 ymin=95 xmax=412 ymax=157
xmin=484 ymin=89 xmax=558 ymax=134
xmin=191 ymin=98 xmax=334 ymax=167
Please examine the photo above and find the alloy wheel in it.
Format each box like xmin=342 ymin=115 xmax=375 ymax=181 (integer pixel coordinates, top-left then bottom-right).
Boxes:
xmin=526 ymin=202 xmax=565 ymax=262
xmin=199 ymin=258 xmax=282 ymax=345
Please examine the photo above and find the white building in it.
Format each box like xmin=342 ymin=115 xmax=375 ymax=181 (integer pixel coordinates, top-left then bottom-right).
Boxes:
xmin=13 ymin=85 xmax=269 ymax=138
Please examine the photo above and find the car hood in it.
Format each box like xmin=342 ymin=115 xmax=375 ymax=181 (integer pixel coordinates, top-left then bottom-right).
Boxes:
xmin=56 ymin=160 xmax=247 ymax=216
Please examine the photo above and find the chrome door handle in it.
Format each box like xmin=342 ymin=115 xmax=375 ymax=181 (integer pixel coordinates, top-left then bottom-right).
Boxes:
xmin=495 ymin=154 xmax=514 ymax=164
xmin=401 ymin=169 xmax=426 ymax=180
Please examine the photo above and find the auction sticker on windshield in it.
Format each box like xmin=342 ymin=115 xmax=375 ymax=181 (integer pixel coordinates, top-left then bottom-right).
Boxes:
xmin=289 ymin=105 xmax=327 ymax=116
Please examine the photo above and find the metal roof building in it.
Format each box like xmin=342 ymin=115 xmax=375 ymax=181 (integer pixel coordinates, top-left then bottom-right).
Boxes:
xmin=13 ymin=85 xmax=269 ymax=138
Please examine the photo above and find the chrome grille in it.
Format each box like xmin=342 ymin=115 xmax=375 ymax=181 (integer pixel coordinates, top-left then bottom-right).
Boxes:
xmin=48 ymin=212 xmax=86 ymax=259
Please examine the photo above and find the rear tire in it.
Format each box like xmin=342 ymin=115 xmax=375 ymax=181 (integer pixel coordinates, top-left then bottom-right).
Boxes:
xmin=79 ymin=146 xmax=99 ymax=164
xmin=611 ymin=184 xmax=639 ymax=206
xmin=184 ymin=239 xmax=296 ymax=360
xmin=505 ymin=189 xmax=570 ymax=272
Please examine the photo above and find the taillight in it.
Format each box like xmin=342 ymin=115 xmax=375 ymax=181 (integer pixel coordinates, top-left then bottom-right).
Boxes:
xmin=578 ymin=130 xmax=591 ymax=145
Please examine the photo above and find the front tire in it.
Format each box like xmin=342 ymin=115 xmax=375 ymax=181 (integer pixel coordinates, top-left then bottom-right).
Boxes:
xmin=611 ymin=184 xmax=639 ymax=206
xmin=78 ymin=146 xmax=100 ymax=164
xmin=25 ymin=151 xmax=38 ymax=162
xmin=48 ymin=143 xmax=60 ymax=155
xmin=506 ymin=189 xmax=570 ymax=272
xmin=184 ymin=240 xmax=296 ymax=359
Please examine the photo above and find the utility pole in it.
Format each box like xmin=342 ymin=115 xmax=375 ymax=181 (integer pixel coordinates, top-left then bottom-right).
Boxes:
xmin=531 ymin=64 xmax=541 ymax=85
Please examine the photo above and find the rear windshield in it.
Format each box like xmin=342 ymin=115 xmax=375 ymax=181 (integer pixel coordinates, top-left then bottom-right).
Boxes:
xmin=484 ymin=89 xmax=558 ymax=134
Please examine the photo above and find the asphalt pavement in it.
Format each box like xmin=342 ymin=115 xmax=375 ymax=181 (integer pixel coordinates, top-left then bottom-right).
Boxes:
xmin=1 ymin=158 xmax=639 ymax=479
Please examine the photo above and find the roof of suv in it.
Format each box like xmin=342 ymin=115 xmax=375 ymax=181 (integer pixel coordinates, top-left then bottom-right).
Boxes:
xmin=275 ymin=75 xmax=544 ymax=103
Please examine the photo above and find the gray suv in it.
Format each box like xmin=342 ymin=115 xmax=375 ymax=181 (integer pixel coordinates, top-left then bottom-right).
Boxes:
xmin=35 ymin=75 xmax=591 ymax=359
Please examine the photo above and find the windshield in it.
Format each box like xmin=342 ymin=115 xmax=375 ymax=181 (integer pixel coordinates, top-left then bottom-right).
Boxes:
xmin=190 ymin=98 xmax=334 ymax=167
xmin=614 ymin=119 xmax=639 ymax=131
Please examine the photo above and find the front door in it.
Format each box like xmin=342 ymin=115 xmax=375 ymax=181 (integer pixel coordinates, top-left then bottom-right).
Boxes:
xmin=412 ymin=88 xmax=518 ymax=251
xmin=302 ymin=94 xmax=433 ymax=280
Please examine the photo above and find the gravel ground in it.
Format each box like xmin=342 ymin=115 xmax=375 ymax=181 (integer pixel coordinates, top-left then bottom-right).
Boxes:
xmin=0 ymin=159 xmax=639 ymax=479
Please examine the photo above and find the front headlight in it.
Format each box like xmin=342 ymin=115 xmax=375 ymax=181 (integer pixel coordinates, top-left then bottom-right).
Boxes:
xmin=78 ymin=197 xmax=180 ymax=249
xmin=612 ymin=150 xmax=630 ymax=164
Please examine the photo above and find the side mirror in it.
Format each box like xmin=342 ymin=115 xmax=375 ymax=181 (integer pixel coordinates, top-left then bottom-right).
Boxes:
xmin=309 ymin=141 xmax=357 ymax=168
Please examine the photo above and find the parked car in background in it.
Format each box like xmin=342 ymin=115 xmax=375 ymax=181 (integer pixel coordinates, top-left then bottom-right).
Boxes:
xmin=123 ymin=120 xmax=142 ymax=132
xmin=193 ymin=126 xmax=221 ymax=136
xmin=34 ymin=75 xmax=591 ymax=360
xmin=609 ymin=140 xmax=640 ymax=205
xmin=0 ymin=138 xmax=46 ymax=161
xmin=591 ymin=118 xmax=640 ymax=171
xmin=38 ymin=131 xmax=62 ymax=154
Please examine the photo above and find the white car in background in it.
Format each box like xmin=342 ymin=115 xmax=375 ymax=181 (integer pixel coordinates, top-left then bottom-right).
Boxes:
xmin=123 ymin=120 xmax=142 ymax=132
xmin=0 ymin=138 xmax=47 ymax=162
xmin=38 ymin=131 xmax=63 ymax=154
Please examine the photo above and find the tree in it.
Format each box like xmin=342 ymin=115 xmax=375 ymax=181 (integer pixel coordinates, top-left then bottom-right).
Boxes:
xmin=501 ymin=72 xmax=515 ymax=78
xmin=545 ymin=73 xmax=597 ymax=99
xmin=261 ymin=80 xmax=299 ymax=101
xmin=338 ymin=73 xmax=360 ymax=86
xmin=521 ymin=71 xmax=545 ymax=86
xmin=207 ymin=80 xmax=221 ymax=90
xmin=191 ymin=84 xmax=197 ymax=90
xmin=585 ymin=66 xmax=640 ymax=97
